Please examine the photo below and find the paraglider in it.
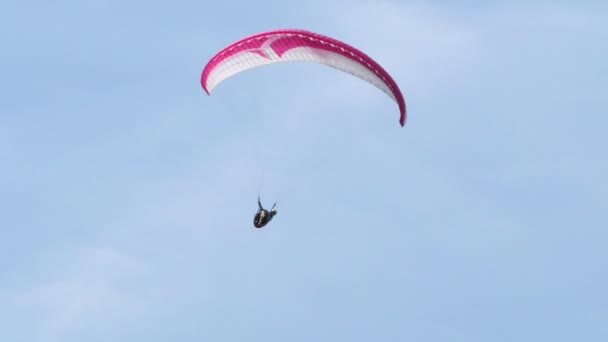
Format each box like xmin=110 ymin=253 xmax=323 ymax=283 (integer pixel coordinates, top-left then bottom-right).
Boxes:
xmin=200 ymin=28 xmax=407 ymax=126
xmin=200 ymin=29 xmax=408 ymax=228
xmin=253 ymin=196 xmax=277 ymax=228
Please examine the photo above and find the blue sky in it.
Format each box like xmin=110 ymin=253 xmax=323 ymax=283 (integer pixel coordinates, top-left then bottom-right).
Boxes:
xmin=1 ymin=1 xmax=607 ymax=341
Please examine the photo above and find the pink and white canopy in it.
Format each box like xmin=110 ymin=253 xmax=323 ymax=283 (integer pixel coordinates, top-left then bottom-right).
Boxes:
xmin=201 ymin=29 xmax=407 ymax=126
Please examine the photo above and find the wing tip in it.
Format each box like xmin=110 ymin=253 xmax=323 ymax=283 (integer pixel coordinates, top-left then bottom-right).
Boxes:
xmin=399 ymin=106 xmax=407 ymax=127
xmin=201 ymin=78 xmax=211 ymax=95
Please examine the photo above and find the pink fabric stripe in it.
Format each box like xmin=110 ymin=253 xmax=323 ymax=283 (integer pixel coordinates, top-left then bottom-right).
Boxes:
xmin=200 ymin=34 xmax=271 ymax=93
xmin=201 ymin=29 xmax=407 ymax=126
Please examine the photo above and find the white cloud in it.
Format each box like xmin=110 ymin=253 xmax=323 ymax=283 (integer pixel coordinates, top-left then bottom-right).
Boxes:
xmin=12 ymin=247 xmax=149 ymax=342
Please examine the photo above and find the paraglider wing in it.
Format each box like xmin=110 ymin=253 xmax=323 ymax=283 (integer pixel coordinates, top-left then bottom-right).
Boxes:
xmin=201 ymin=29 xmax=407 ymax=126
